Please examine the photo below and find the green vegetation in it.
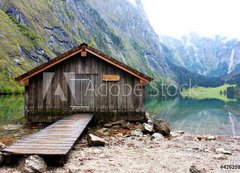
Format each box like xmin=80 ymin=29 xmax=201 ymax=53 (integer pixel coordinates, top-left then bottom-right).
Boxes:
xmin=0 ymin=81 xmax=24 ymax=94
xmin=7 ymin=14 xmax=38 ymax=41
xmin=181 ymin=84 xmax=236 ymax=102
xmin=0 ymin=0 xmax=174 ymax=95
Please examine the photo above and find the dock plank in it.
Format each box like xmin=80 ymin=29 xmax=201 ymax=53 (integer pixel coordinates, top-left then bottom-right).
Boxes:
xmin=3 ymin=114 xmax=93 ymax=156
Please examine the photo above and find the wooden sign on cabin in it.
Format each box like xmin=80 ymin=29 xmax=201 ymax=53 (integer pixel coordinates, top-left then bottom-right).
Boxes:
xmin=15 ymin=43 xmax=153 ymax=123
xmin=102 ymin=75 xmax=120 ymax=81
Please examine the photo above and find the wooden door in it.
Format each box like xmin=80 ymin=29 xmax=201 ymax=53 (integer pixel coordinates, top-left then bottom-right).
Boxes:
xmin=70 ymin=74 xmax=97 ymax=111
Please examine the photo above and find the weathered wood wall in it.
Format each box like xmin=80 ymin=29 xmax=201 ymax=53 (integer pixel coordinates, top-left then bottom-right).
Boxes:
xmin=26 ymin=53 xmax=146 ymax=122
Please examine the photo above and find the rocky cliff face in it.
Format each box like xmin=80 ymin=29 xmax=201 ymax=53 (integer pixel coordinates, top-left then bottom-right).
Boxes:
xmin=0 ymin=0 xmax=174 ymax=93
xmin=1 ymin=0 xmax=239 ymax=93
xmin=161 ymin=34 xmax=240 ymax=78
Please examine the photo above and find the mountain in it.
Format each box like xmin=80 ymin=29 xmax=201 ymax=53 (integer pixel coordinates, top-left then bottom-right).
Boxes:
xmin=0 ymin=0 xmax=175 ymax=93
xmin=161 ymin=44 xmax=225 ymax=87
xmin=1 ymin=0 xmax=239 ymax=94
xmin=161 ymin=34 xmax=240 ymax=78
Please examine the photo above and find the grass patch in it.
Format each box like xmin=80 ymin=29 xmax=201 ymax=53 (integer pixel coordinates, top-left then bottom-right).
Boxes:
xmin=181 ymin=84 xmax=236 ymax=102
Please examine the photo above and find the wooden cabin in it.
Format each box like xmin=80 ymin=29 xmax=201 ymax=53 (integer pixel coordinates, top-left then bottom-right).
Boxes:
xmin=16 ymin=43 xmax=153 ymax=123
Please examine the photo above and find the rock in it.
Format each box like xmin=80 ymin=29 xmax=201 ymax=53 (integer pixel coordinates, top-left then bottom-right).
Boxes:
xmin=146 ymin=112 xmax=153 ymax=124
xmin=115 ymin=133 xmax=123 ymax=137
xmin=2 ymin=124 xmax=22 ymax=131
xmin=215 ymin=148 xmax=232 ymax=155
xmin=189 ymin=165 xmax=206 ymax=173
xmin=196 ymin=136 xmax=207 ymax=141
xmin=207 ymin=135 xmax=216 ymax=140
xmin=104 ymin=120 xmax=128 ymax=128
xmin=214 ymin=154 xmax=228 ymax=160
xmin=153 ymin=119 xmax=170 ymax=137
xmin=0 ymin=142 xmax=6 ymax=151
xmin=171 ymin=131 xmax=184 ymax=137
xmin=0 ymin=152 xmax=4 ymax=167
xmin=18 ymin=155 xmax=47 ymax=173
xmin=150 ymin=133 xmax=164 ymax=142
xmin=87 ymin=134 xmax=105 ymax=147
xmin=112 ymin=125 xmax=122 ymax=129
xmin=142 ymin=123 xmax=153 ymax=134
xmin=104 ymin=123 xmax=113 ymax=128
xmin=131 ymin=129 xmax=143 ymax=137
xmin=95 ymin=128 xmax=109 ymax=136
xmin=122 ymin=122 xmax=131 ymax=129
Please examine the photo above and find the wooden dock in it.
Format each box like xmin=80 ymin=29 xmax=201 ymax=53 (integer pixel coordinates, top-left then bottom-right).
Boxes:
xmin=3 ymin=114 xmax=93 ymax=156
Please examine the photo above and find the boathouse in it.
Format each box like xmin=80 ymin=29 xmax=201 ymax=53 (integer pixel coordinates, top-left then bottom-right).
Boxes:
xmin=16 ymin=43 xmax=153 ymax=123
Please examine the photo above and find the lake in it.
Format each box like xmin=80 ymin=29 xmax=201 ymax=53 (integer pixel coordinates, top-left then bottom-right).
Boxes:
xmin=0 ymin=95 xmax=43 ymax=144
xmin=147 ymin=96 xmax=240 ymax=136
xmin=0 ymin=95 xmax=240 ymax=140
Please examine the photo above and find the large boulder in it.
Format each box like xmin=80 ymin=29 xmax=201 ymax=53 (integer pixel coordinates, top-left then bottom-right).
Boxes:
xmin=87 ymin=134 xmax=105 ymax=147
xmin=153 ymin=119 xmax=170 ymax=137
xmin=18 ymin=155 xmax=47 ymax=173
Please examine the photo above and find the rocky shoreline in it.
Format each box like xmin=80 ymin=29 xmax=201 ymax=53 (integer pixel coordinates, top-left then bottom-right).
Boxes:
xmin=0 ymin=119 xmax=240 ymax=173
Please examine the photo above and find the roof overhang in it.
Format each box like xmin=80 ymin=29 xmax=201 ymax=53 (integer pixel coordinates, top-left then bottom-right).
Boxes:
xmin=16 ymin=43 xmax=153 ymax=85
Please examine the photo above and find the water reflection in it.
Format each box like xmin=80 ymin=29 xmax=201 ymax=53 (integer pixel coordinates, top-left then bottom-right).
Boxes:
xmin=0 ymin=95 xmax=44 ymax=144
xmin=146 ymin=97 xmax=240 ymax=136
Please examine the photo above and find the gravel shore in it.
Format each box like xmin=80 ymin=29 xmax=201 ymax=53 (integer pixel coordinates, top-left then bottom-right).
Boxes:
xmin=0 ymin=123 xmax=240 ymax=173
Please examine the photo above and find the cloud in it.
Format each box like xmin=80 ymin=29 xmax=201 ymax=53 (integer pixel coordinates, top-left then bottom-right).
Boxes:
xmin=141 ymin=0 xmax=240 ymax=38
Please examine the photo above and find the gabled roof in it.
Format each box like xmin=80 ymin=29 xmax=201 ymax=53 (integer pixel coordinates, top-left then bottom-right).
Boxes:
xmin=16 ymin=43 xmax=153 ymax=84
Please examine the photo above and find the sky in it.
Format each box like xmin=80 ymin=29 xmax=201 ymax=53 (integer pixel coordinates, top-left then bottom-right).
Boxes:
xmin=141 ymin=0 xmax=240 ymax=38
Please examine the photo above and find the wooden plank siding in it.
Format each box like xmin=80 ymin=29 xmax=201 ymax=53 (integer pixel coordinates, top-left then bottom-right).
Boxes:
xmin=26 ymin=52 xmax=146 ymax=122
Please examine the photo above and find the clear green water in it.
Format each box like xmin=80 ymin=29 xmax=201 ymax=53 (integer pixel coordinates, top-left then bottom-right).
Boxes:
xmin=0 ymin=95 xmax=44 ymax=141
xmin=0 ymin=95 xmax=24 ymax=125
xmin=146 ymin=97 xmax=240 ymax=136
xmin=0 ymin=95 xmax=240 ymax=137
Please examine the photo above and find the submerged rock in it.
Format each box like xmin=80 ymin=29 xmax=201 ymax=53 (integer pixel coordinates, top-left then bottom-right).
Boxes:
xmin=142 ymin=123 xmax=153 ymax=134
xmin=18 ymin=155 xmax=47 ymax=173
xmin=153 ymin=119 xmax=170 ymax=137
xmin=87 ymin=134 xmax=105 ymax=147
